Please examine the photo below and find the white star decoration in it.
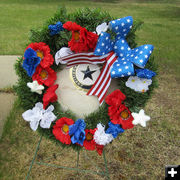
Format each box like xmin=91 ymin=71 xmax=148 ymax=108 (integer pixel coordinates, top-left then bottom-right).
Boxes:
xmin=127 ymin=19 xmax=130 ymax=23
xmin=27 ymin=81 xmax=44 ymax=94
xmin=132 ymin=109 xmax=150 ymax=127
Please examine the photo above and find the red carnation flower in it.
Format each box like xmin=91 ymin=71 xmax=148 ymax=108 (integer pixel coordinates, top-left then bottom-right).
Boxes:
xmin=108 ymin=104 xmax=134 ymax=130
xmin=105 ymin=89 xmax=126 ymax=106
xmin=83 ymin=129 xmax=97 ymax=151
xmin=26 ymin=42 xmax=54 ymax=68
xmin=63 ymin=21 xmax=98 ymax=53
xmin=32 ymin=65 xmax=57 ymax=87
xmin=52 ymin=117 xmax=74 ymax=145
xmin=96 ymin=144 xmax=104 ymax=156
xmin=43 ymin=84 xmax=58 ymax=109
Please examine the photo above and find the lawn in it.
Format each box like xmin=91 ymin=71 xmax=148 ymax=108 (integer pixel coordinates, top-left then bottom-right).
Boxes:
xmin=0 ymin=0 xmax=180 ymax=179
xmin=0 ymin=0 xmax=180 ymax=75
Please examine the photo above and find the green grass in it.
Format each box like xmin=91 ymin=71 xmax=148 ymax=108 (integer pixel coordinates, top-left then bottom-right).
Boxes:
xmin=0 ymin=71 xmax=180 ymax=179
xmin=0 ymin=0 xmax=180 ymax=75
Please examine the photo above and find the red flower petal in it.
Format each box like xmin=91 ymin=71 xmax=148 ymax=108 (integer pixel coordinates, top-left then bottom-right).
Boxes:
xmin=43 ymin=84 xmax=58 ymax=109
xmin=26 ymin=42 xmax=54 ymax=68
xmin=83 ymin=129 xmax=97 ymax=151
xmin=52 ymin=117 xmax=74 ymax=145
xmin=63 ymin=21 xmax=98 ymax=53
xmin=109 ymin=104 xmax=134 ymax=130
xmin=63 ymin=21 xmax=82 ymax=31
xmin=106 ymin=89 xmax=126 ymax=106
xmin=96 ymin=144 xmax=104 ymax=156
xmin=32 ymin=65 xmax=57 ymax=87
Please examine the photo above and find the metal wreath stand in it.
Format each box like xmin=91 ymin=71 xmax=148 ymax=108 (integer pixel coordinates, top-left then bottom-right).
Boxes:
xmin=25 ymin=134 xmax=110 ymax=180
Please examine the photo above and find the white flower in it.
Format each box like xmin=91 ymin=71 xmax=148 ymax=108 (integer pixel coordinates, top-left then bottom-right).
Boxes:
xmin=125 ymin=76 xmax=152 ymax=93
xmin=132 ymin=109 xmax=150 ymax=127
xmin=96 ymin=22 xmax=109 ymax=35
xmin=94 ymin=123 xmax=114 ymax=145
xmin=27 ymin=81 xmax=44 ymax=94
xmin=22 ymin=102 xmax=56 ymax=131
xmin=55 ymin=47 xmax=74 ymax=65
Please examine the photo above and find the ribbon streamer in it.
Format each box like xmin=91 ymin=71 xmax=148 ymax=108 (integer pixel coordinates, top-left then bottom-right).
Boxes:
xmin=55 ymin=50 xmax=116 ymax=104
xmin=87 ymin=52 xmax=117 ymax=104
xmin=58 ymin=52 xmax=109 ymax=68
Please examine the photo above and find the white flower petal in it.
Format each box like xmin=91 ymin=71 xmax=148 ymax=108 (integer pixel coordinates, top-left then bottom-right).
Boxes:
xmin=22 ymin=103 xmax=56 ymax=131
xmin=126 ymin=76 xmax=152 ymax=93
xmin=30 ymin=121 xmax=39 ymax=131
xmin=94 ymin=123 xmax=114 ymax=145
xmin=35 ymin=102 xmax=43 ymax=110
xmin=96 ymin=22 xmax=109 ymax=35
xmin=40 ymin=112 xmax=56 ymax=129
xmin=45 ymin=104 xmax=54 ymax=113
xmin=22 ymin=110 xmax=35 ymax=122
xmin=55 ymin=47 xmax=74 ymax=65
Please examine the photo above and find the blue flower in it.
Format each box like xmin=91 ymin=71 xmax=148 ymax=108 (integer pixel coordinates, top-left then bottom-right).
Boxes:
xmin=105 ymin=122 xmax=124 ymax=138
xmin=69 ymin=119 xmax=86 ymax=146
xmin=48 ymin=21 xmax=63 ymax=36
xmin=136 ymin=69 xmax=156 ymax=79
xmin=22 ymin=48 xmax=41 ymax=77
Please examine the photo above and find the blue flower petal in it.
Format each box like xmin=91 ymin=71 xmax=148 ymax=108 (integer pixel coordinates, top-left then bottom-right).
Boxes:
xmin=69 ymin=119 xmax=86 ymax=145
xmin=136 ymin=68 xmax=156 ymax=79
xmin=106 ymin=122 xmax=124 ymax=138
xmin=48 ymin=21 xmax=63 ymax=36
xmin=22 ymin=48 xmax=41 ymax=77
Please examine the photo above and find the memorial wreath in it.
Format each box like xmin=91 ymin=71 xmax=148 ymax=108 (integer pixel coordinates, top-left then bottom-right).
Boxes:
xmin=14 ymin=7 xmax=158 ymax=155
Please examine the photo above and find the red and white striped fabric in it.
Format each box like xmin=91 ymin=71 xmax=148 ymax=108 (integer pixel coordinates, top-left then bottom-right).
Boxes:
xmin=60 ymin=52 xmax=109 ymax=68
xmin=87 ymin=52 xmax=117 ymax=105
xmin=59 ymin=51 xmax=117 ymax=104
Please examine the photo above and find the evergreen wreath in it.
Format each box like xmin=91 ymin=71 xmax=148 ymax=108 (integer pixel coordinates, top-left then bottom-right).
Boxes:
xmin=14 ymin=7 xmax=158 ymax=155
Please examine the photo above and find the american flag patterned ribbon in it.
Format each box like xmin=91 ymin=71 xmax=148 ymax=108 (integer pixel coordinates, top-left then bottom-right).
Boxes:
xmin=59 ymin=51 xmax=117 ymax=104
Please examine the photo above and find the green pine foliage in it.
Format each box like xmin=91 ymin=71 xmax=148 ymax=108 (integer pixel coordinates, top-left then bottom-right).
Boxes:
xmin=14 ymin=7 xmax=158 ymax=151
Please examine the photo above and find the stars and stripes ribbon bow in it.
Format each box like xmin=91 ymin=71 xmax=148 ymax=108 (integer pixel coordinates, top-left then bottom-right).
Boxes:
xmin=55 ymin=16 xmax=154 ymax=105
xmin=94 ymin=16 xmax=154 ymax=78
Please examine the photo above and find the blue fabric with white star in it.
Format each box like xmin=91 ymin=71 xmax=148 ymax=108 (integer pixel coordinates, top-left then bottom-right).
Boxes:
xmin=48 ymin=21 xmax=63 ymax=36
xmin=94 ymin=32 xmax=114 ymax=56
xmin=105 ymin=122 xmax=124 ymax=138
xmin=110 ymin=16 xmax=133 ymax=38
xmin=136 ymin=68 xmax=156 ymax=79
xmin=94 ymin=16 xmax=154 ymax=78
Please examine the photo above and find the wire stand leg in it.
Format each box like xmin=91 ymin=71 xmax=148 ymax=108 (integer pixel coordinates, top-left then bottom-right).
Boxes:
xmin=103 ymin=150 xmax=110 ymax=180
xmin=25 ymin=135 xmax=43 ymax=180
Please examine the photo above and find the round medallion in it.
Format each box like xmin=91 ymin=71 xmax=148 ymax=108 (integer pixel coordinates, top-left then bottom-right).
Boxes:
xmin=70 ymin=64 xmax=101 ymax=91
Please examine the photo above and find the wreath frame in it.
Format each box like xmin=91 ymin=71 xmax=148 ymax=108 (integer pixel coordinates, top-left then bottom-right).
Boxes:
xmin=14 ymin=7 xmax=158 ymax=152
